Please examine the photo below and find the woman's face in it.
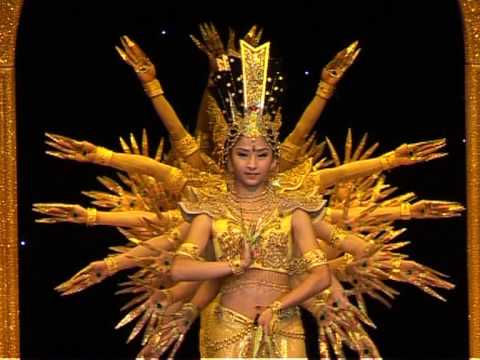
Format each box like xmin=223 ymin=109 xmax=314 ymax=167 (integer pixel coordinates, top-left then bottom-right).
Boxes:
xmin=229 ymin=136 xmax=276 ymax=189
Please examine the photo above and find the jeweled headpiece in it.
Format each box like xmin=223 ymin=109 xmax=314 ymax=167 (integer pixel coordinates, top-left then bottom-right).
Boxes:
xmin=210 ymin=40 xmax=285 ymax=162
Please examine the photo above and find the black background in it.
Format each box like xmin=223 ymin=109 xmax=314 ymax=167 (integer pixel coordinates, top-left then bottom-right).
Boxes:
xmin=16 ymin=0 xmax=467 ymax=359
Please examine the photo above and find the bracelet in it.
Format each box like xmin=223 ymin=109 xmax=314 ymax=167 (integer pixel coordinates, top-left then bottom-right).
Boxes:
xmin=163 ymin=166 xmax=187 ymax=195
xmin=172 ymin=134 xmax=200 ymax=158
xmin=228 ymin=258 xmax=245 ymax=276
xmin=85 ymin=208 xmax=97 ymax=226
xmin=328 ymin=226 xmax=348 ymax=248
xmin=161 ymin=288 xmax=174 ymax=306
xmin=316 ymin=80 xmax=335 ymax=100
xmin=143 ymin=79 xmax=164 ymax=98
xmin=95 ymin=147 xmax=113 ymax=166
xmin=104 ymin=256 xmax=119 ymax=276
xmin=400 ymin=203 xmax=412 ymax=220
xmin=268 ymin=300 xmax=283 ymax=315
xmin=302 ymin=248 xmax=327 ymax=270
xmin=380 ymin=154 xmax=395 ymax=171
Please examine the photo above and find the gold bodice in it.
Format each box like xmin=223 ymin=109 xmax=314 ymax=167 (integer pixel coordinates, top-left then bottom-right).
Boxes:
xmin=211 ymin=208 xmax=293 ymax=274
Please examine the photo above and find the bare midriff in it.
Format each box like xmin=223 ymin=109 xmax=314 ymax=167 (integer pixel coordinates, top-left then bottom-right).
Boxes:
xmin=219 ymin=268 xmax=290 ymax=320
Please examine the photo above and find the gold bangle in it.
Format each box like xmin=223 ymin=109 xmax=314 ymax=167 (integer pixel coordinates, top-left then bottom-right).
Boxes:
xmin=302 ymin=248 xmax=327 ymax=270
xmin=172 ymin=134 xmax=200 ymax=158
xmin=104 ymin=256 xmax=119 ymax=276
xmin=329 ymin=226 xmax=348 ymax=248
xmin=228 ymin=258 xmax=245 ymax=276
xmin=268 ymin=300 xmax=283 ymax=315
xmin=400 ymin=203 xmax=412 ymax=220
xmin=163 ymin=166 xmax=187 ymax=195
xmin=95 ymin=147 xmax=113 ymax=166
xmin=380 ymin=154 xmax=395 ymax=171
xmin=85 ymin=208 xmax=97 ymax=226
xmin=316 ymin=80 xmax=335 ymax=99
xmin=143 ymin=79 xmax=164 ymax=98
xmin=279 ymin=139 xmax=301 ymax=163
xmin=161 ymin=288 xmax=174 ymax=305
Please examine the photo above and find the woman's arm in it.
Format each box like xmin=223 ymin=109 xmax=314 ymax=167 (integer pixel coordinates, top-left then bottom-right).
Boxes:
xmin=312 ymin=139 xmax=446 ymax=189
xmin=171 ymin=214 xmax=252 ymax=281
xmin=190 ymin=279 xmax=221 ymax=310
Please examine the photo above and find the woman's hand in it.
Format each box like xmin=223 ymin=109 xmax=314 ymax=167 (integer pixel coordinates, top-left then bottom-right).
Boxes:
xmin=138 ymin=302 xmax=198 ymax=358
xmin=390 ymin=138 xmax=447 ymax=166
xmin=321 ymin=41 xmax=361 ymax=86
xmin=257 ymin=307 xmax=276 ymax=336
xmin=33 ymin=203 xmax=88 ymax=224
xmin=115 ymin=35 xmax=156 ymax=83
xmin=54 ymin=260 xmax=110 ymax=295
xmin=240 ymin=240 xmax=253 ymax=269
xmin=411 ymin=200 xmax=464 ymax=219
xmin=44 ymin=133 xmax=97 ymax=163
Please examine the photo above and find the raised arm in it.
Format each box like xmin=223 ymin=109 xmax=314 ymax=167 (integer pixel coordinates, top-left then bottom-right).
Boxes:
xmin=115 ymin=35 xmax=206 ymax=169
xmin=171 ymin=214 xmax=252 ymax=281
xmin=279 ymin=42 xmax=360 ymax=170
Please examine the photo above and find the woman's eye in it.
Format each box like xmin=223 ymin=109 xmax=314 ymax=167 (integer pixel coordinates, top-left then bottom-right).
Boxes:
xmin=237 ymin=152 xmax=248 ymax=158
xmin=258 ymin=153 xmax=268 ymax=158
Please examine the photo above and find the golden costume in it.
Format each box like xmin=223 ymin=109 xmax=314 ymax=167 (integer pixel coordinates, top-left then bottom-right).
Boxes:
xmin=33 ymin=24 xmax=463 ymax=359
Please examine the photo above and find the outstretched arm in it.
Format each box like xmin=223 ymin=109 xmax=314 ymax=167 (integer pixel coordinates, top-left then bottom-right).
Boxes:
xmin=311 ymin=139 xmax=447 ymax=189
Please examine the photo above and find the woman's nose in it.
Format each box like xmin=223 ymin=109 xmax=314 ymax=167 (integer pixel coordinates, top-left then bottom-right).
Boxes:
xmin=247 ymin=155 xmax=258 ymax=169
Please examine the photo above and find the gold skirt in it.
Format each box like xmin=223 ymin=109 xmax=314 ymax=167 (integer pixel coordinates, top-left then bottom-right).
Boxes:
xmin=199 ymin=299 xmax=306 ymax=358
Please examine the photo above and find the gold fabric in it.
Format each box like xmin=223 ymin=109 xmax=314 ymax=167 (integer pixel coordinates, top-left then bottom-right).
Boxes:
xmin=201 ymin=302 xmax=305 ymax=358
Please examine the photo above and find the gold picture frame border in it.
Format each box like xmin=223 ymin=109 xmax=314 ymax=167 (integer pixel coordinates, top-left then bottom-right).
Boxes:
xmin=0 ymin=1 xmax=478 ymax=357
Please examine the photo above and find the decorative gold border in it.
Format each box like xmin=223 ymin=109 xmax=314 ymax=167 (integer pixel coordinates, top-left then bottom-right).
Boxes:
xmin=0 ymin=0 xmax=22 ymax=358
xmin=459 ymin=1 xmax=480 ymax=357
xmin=0 ymin=1 xmax=478 ymax=358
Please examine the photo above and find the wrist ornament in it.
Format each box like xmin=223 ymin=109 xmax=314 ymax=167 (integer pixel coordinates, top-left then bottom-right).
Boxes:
xmin=268 ymin=300 xmax=283 ymax=315
xmin=228 ymin=258 xmax=245 ymax=276
xmin=380 ymin=153 xmax=396 ymax=171
xmin=85 ymin=208 xmax=97 ymax=226
xmin=400 ymin=202 xmax=412 ymax=220
xmin=316 ymin=80 xmax=335 ymax=100
xmin=328 ymin=225 xmax=348 ymax=248
xmin=94 ymin=146 xmax=113 ymax=166
xmin=104 ymin=256 xmax=120 ymax=276
xmin=143 ymin=79 xmax=164 ymax=98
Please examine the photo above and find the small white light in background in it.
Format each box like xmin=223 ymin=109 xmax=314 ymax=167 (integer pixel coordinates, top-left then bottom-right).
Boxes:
xmin=304 ymin=70 xmax=310 ymax=76
xmin=20 ymin=241 xmax=26 ymax=246
xmin=462 ymin=138 xmax=466 ymax=143
xmin=161 ymin=30 xmax=167 ymax=35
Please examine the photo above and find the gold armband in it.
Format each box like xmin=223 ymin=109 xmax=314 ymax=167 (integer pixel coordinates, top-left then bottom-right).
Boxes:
xmin=323 ymin=207 xmax=332 ymax=222
xmin=228 ymin=258 xmax=245 ymax=276
xmin=400 ymin=203 xmax=412 ymax=220
xmin=95 ymin=147 xmax=113 ymax=166
xmin=316 ymin=80 xmax=335 ymax=100
xmin=104 ymin=256 xmax=119 ymax=276
xmin=85 ymin=208 xmax=97 ymax=226
xmin=302 ymin=248 xmax=327 ymax=270
xmin=176 ymin=243 xmax=204 ymax=261
xmin=328 ymin=226 xmax=348 ymax=248
xmin=163 ymin=166 xmax=187 ymax=195
xmin=172 ymin=134 xmax=200 ymax=158
xmin=279 ymin=139 xmax=301 ymax=163
xmin=143 ymin=79 xmax=164 ymax=98
xmin=161 ymin=288 xmax=174 ymax=305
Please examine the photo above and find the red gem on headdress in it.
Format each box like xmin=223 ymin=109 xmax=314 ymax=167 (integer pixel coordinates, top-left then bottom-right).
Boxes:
xmin=249 ymin=105 xmax=259 ymax=112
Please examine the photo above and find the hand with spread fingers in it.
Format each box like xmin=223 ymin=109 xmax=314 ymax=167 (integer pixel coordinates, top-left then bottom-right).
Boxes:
xmin=115 ymin=35 xmax=156 ymax=83
xmin=411 ymin=200 xmax=465 ymax=219
xmin=44 ymin=133 xmax=98 ymax=163
xmin=115 ymin=287 xmax=175 ymax=344
xmin=322 ymin=41 xmax=361 ymax=86
xmin=390 ymin=138 xmax=448 ymax=166
xmin=33 ymin=203 xmax=88 ymax=224
xmin=138 ymin=302 xmax=199 ymax=359
xmin=54 ymin=260 xmax=113 ymax=295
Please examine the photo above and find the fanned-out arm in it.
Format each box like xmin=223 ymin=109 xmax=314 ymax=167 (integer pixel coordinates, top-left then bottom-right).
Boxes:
xmin=115 ymin=35 xmax=206 ymax=169
xmin=310 ymin=139 xmax=447 ymax=190
xmin=190 ymin=279 xmax=221 ymax=310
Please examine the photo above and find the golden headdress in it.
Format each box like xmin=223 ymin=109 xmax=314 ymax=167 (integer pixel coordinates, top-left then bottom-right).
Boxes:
xmin=210 ymin=40 xmax=285 ymax=162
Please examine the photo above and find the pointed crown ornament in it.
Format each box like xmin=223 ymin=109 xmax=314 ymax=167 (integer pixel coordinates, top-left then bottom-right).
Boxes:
xmin=210 ymin=40 xmax=285 ymax=162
